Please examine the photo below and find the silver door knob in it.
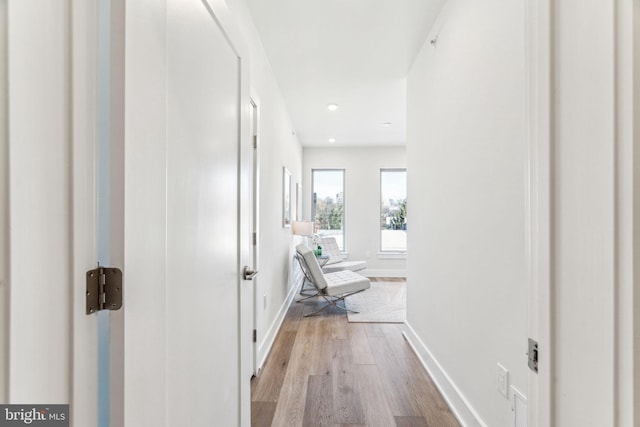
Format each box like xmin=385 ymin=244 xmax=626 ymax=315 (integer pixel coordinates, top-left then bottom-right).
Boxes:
xmin=243 ymin=266 xmax=258 ymax=280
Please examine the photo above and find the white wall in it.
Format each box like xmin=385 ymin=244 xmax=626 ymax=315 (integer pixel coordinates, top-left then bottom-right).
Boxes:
xmin=251 ymin=70 xmax=303 ymax=361
xmin=223 ymin=0 xmax=304 ymax=367
xmin=302 ymin=146 xmax=407 ymax=276
xmin=405 ymin=1 xmax=527 ymax=426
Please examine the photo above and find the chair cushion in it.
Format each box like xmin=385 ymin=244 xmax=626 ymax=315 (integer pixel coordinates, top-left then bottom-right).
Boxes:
xmin=318 ymin=237 xmax=344 ymax=265
xmin=322 ymin=260 xmax=367 ymax=274
xmin=296 ymin=244 xmax=328 ymax=290
xmin=324 ymin=270 xmax=370 ymax=296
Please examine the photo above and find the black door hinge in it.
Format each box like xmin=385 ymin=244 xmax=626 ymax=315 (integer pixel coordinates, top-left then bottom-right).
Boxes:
xmin=86 ymin=267 xmax=123 ymax=314
xmin=253 ymin=329 xmax=257 ymax=343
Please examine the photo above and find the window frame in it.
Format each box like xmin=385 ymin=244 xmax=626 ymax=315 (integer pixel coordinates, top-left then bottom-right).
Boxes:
xmin=379 ymin=168 xmax=407 ymax=253
xmin=311 ymin=168 xmax=346 ymax=251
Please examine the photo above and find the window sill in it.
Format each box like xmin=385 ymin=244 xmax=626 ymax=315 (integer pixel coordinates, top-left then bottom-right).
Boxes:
xmin=377 ymin=252 xmax=407 ymax=260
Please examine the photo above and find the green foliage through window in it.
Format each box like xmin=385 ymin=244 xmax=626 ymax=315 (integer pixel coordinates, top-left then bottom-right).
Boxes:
xmin=312 ymin=169 xmax=345 ymax=250
xmin=380 ymin=169 xmax=407 ymax=251
xmin=315 ymin=196 xmax=343 ymax=230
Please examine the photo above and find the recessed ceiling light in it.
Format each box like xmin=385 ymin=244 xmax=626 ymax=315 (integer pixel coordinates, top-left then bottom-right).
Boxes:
xmin=382 ymin=122 xmax=392 ymax=127
xmin=328 ymin=138 xmax=336 ymax=143
xmin=327 ymin=103 xmax=339 ymax=111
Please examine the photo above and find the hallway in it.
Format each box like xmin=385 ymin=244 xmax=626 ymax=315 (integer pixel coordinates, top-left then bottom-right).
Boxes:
xmin=3 ymin=1 xmax=639 ymax=425
xmin=251 ymin=279 xmax=459 ymax=427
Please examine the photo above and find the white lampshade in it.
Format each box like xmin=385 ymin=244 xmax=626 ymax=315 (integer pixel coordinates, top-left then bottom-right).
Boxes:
xmin=292 ymin=221 xmax=314 ymax=237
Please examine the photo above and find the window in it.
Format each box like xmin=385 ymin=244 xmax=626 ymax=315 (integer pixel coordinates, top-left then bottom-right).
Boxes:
xmin=312 ymin=169 xmax=345 ymax=250
xmin=380 ymin=169 xmax=407 ymax=252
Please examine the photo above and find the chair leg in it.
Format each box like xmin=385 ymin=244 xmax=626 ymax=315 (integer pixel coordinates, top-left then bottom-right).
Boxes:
xmin=303 ymin=293 xmax=363 ymax=317
xmin=297 ymin=278 xmax=319 ymax=302
xmin=303 ymin=298 xmax=336 ymax=317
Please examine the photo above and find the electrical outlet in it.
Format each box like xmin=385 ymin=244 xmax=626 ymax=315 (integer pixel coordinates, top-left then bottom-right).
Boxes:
xmin=496 ymin=363 xmax=509 ymax=398
xmin=263 ymin=295 xmax=267 ymax=310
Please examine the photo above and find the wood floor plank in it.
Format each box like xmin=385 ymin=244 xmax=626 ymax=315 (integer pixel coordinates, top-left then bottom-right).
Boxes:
xmin=269 ymin=337 xmax=314 ymax=427
xmin=380 ymin=323 xmax=416 ymax=359
xmin=309 ymin=316 xmax=334 ymax=375
xmin=251 ymin=401 xmax=276 ymax=427
xmin=328 ymin=312 xmax=348 ymax=340
xmin=347 ymin=323 xmax=375 ymax=365
xmin=394 ymin=415 xmax=429 ymax=427
xmin=368 ymin=335 xmax=459 ymax=426
xmin=283 ymin=300 xmax=305 ymax=332
xmin=298 ymin=311 xmax=319 ymax=340
xmin=253 ymin=278 xmax=459 ymax=427
xmin=406 ymin=358 xmax=460 ymax=427
xmin=303 ymin=374 xmax=335 ymax=426
xmin=331 ymin=339 xmax=365 ymax=425
xmin=251 ymin=330 xmax=297 ymax=401
xmin=353 ymin=364 xmax=396 ymax=427
xmin=368 ymin=335 xmax=422 ymax=417
xmin=364 ymin=323 xmax=386 ymax=337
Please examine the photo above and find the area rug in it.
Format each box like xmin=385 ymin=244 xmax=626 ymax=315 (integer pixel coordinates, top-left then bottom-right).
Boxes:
xmin=344 ymin=282 xmax=406 ymax=323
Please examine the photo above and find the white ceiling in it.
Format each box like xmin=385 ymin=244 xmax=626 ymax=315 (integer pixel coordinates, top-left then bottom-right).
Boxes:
xmin=245 ymin=0 xmax=445 ymax=147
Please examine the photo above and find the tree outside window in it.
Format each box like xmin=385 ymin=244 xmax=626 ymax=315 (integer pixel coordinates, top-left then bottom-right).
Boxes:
xmin=312 ymin=169 xmax=345 ymax=250
xmin=380 ymin=169 xmax=407 ymax=252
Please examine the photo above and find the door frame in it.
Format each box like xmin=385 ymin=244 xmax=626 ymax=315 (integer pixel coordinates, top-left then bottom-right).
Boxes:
xmin=524 ymin=0 xmax=552 ymax=425
xmin=634 ymin=2 xmax=640 ymax=422
xmin=5 ymin=1 xmax=101 ymax=425
xmin=249 ymin=97 xmax=261 ymax=376
xmin=526 ymin=1 xmax=640 ymax=425
xmin=620 ymin=0 xmax=640 ymax=423
xmin=0 ymin=0 xmax=8 ymax=405
xmin=224 ymin=9 xmax=253 ymax=427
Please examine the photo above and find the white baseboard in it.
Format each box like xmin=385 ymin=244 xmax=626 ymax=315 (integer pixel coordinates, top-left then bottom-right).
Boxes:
xmin=256 ymin=283 xmax=298 ymax=373
xmin=361 ymin=268 xmax=406 ymax=278
xmin=402 ymin=322 xmax=486 ymax=427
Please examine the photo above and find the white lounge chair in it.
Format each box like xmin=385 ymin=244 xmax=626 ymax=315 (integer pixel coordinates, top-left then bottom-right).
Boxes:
xmin=295 ymin=244 xmax=370 ymax=317
xmin=318 ymin=237 xmax=367 ymax=273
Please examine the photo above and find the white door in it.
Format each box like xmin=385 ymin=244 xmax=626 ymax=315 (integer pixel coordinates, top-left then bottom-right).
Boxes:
xmin=124 ymin=0 xmax=248 ymax=425
xmin=5 ymin=1 xmax=101 ymax=426
xmin=5 ymin=1 xmax=250 ymax=426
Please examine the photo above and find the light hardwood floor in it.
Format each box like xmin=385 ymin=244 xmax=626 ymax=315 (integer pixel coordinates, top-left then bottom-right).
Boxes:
xmin=251 ymin=278 xmax=460 ymax=427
